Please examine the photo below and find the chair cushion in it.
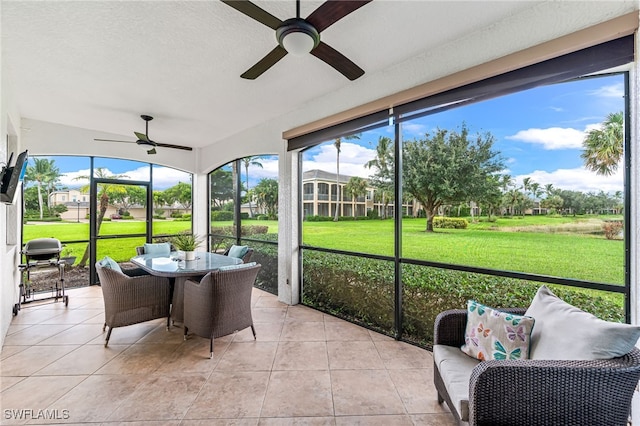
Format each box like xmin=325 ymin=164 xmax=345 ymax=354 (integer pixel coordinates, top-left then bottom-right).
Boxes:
xmin=98 ymin=256 xmax=122 ymax=273
xmin=461 ymin=300 xmax=535 ymax=361
xmin=218 ymin=262 xmax=257 ymax=272
xmin=525 ymin=285 xmax=640 ymax=360
xmin=434 ymin=344 xmax=480 ymax=422
xmin=143 ymin=242 xmax=171 ymax=256
xmin=227 ymin=245 xmax=249 ymax=259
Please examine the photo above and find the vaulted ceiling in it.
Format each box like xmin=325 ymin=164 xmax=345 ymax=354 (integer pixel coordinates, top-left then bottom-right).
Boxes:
xmin=2 ymin=1 xmax=637 ymax=157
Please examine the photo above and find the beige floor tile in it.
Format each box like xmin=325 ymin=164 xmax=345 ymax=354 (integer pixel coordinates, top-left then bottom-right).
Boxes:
xmin=252 ymin=307 xmax=287 ymax=323
xmin=0 ymin=376 xmax=86 ymax=425
xmin=273 ymin=341 xmax=328 ymax=370
xmin=182 ymin=420 xmax=258 ymax=426
xmin=233 ymin=322 xmax=283 ymax=342
xmin=155 ymin=335 xmax=230 ymax=373
xmin=254 ymin=296 xmax=286 ymax=308
xmin=37 ymin=323 xmax=105 ymax=345
xmin=327 ymin=341 xmax=384 ymax=370
xmin=86 ymin=321 xmax=160 ymax=345
xmin=335 ymin=415 xmax=414 ymax=425
xmin=3 ymin=324 xmax=73 ymax=346
xmin=261 ymin=370 xmax=333 ymax=418
xmin=324 ymin=321 xmax=373 ymax=341
xmin=9 ymin=308 xmax=66 ymax=325
xmin=34 ymin=344 xmax=128 ymax=376
xmin=41 ymin=374 xmax=142 ymax=423
xmin=215 ymin=342 xmax=278 ymax=371
xmin=368 ymin=330 xmax=394 ymax=341
xmin=6 ymin=324 xmax=33 ymax=336
xmin=331 ymin=370 xmax=406 ymax=416
xmin=285 ymin=305 xmax=325 ymax=322
xmin=0 ymin=376 xmax=25 ymax=392
xmin=94 ymin=343 xmax=180 ymax=375
xmin=184 ymin=371 xmax=269 ymax=419
xmin=280 ymin=322 xmax=325 ymax=341
xmin=39 ymin=309 xmax=104 ymax=325
xmin=322 ymin=313 xmax=344 ymax=322
xmin=137 ymin=323 xmax=184 ymax=344
xmin=259 ymin=417 xmax=335 ymax=425
xmin=409 ymin=413 xmax=457 ymax=425
xmin=1 ymin=345 xmax=28 ymax=361
xmin=374 ymin=341 xmax=433 ymax=369
xmin=388 ymin=369 xmax=449 ymax=414
xmin=107 ymin=372 xmax=207 ymax=422
xmin=0 ymin=345 xmax=79 ymax=377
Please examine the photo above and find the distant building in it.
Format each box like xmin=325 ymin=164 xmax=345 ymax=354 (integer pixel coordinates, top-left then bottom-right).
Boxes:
xmin=302 ymin=169 xmax=415 ymax=218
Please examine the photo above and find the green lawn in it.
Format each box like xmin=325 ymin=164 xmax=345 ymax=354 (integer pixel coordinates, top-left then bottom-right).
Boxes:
xmin=23 ymin=215 xmax=623 ymax=284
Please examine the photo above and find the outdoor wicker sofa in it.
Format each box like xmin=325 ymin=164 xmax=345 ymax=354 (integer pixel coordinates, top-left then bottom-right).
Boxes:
xmin=433 ymin=307 xmax=640 ymax=426
xmin=183 ymin=262 xmax=261 ymax=358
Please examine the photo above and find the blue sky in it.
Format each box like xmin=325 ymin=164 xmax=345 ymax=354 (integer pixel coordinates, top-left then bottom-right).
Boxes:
xmin=33 ymin=73 xmax=624 ymax=194
xmin=300 ymin=72 xmax=625 ymax=194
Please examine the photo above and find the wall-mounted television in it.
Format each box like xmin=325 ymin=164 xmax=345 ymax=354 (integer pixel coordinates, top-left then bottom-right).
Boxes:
xmin=0 ymin=150 xmax=29 ymax=204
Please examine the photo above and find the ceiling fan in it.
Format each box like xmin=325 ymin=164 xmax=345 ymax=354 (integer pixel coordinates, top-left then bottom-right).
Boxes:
xmin=221 ymin=0 xmax=372 ymax=80
xmin=94 ymin=115 xmax=193 ymax=155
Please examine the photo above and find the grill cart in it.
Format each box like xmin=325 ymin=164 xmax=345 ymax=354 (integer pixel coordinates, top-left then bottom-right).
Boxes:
xmin=13 ymin=238 xmax=69 ymax=315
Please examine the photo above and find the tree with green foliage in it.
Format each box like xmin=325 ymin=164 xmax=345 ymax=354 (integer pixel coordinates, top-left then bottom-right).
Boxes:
xmin=253 ymin=178 xmax=278 ymax=219
xmin=333 ymin=134 xmax=360 ymax=221
xmin=209 ymin=168 xmax=234 ymax=210
xmin=365 ymin=136 xmax=394 ymax=219
xmin=74 ymin=168 xmax=129 ymax=266
xmin=164 ymin=182 xmax=192 ymax=210
xmin=24 ymin=158 xmax=60 ymax=219
xmin=242 ymin=156 xmax=263 ymax=217
xmin=344 ymin=176 xmax=368 ymax=217
xmin=403 ymin=125 xmax=504 ymax=231
xmin=581 ymin=111 xmax=623 ymax=176
xmin=110 ymin=185 xmax=146 ymax=214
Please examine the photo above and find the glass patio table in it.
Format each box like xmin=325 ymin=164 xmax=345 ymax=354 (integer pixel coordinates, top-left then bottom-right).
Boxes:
xmin=130 ymin=251 xmax=242 ymax=322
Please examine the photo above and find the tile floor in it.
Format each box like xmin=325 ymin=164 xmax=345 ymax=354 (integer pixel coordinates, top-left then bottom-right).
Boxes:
xmin=1 ymin=286 xmax=455 ymax=425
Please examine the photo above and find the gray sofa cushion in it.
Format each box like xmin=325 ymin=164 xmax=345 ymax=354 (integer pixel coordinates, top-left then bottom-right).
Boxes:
xmin=434 ymin=344 xmax=480 ymax=421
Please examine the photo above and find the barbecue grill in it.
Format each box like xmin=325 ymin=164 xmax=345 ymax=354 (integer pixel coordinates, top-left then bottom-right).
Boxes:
xmin=13 ymin=238 xmax=69 ymax=315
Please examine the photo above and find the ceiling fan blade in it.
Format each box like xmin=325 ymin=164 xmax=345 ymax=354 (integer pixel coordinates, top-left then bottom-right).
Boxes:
xmin=311 ymin=42 xmax=364 ymax=81
xmin=134 ymin=131 xmax=149 ymax=142
xmin=94 ymin=138 xmax=134 ymax=143
xmin=155 ymin=142 xmax=193 ymax=151
xmin=241 ymin=46 xmax=287 ymax=79
xmin=147 ymin=148 xmax=157 ymax=155
xmin=306 ymin=0 xmax=372 ymax=33
xmin=220 ymin=0 xmax=283 ymax=30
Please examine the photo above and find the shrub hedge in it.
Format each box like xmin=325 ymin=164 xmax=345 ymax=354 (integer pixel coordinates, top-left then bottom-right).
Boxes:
xmin=302 ymin=250 xmax=624 ymax=348
xmin=211 ymin=211 xmax=234 ymax=221
xmin=433 ymin=217 xmax=468 ymax=229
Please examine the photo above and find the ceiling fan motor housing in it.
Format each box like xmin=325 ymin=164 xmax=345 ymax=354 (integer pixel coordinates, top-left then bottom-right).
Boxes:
xmin=276 ymin=18 xmax=320 ymax=52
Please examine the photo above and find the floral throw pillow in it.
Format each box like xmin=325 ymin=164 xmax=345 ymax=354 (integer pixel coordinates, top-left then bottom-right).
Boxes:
xmin=460 ymin=300 xmax=535 ymax=361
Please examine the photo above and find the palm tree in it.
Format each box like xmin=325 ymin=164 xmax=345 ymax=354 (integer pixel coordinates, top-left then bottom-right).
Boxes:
xmin=24 ymin=158 xmax=60 ymax=219
xmin=365 ymin=136 xmax=394 ymax=219
xmin=242 ymin=156 xmax=263 ymax=218
xmin=333 ymin=134 xmax=360 ymax=221
xmin=344 ymin=176 xmax=368 ymax=218
xmin=74 ymin=168 xmax=129 ymax=267
xmin=581 ymin=111 xmax=624 ymax=176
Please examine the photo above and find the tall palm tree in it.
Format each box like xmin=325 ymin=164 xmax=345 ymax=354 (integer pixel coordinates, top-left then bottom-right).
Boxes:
xmin=333 ymin=134 xmax=360 ymax=221
xmin=242 ymin=156 xmax=263 ymax=217
xmin=74 ymin=168 xmax=129 ymax=267
xmin=365 ymin=136 xmax=394 ymax=218
xmin=24 ymin=158 xmax=60 ymax=219
xmin=344 ymin=176 xmax=368 ymax=218
xmin=581 ymin=111 xmax=624 ymax=176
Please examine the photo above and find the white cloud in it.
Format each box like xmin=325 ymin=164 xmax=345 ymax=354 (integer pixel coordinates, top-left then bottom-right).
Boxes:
xmin=303 ymin=142 xmax=377 ymax=179
xmin=588 ymin=83 xmax=624 ymax=99
xmin=505 ymin=127 xmax=586 ymax=150
xmin=402 ymin=122 xmax=427 ymax=137
xmin=59 ymin=166 xmax=191 ymax=190
xmin=514 ymin=166 xmax=622 ymax=193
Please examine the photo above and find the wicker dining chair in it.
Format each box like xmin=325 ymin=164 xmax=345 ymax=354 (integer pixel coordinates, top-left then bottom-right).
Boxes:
xmin=96 ymin=262 xmax=172 ymax=347
xmin=183 ymin=263 xmax=261 ymax=358
xmin=433 ymin=308 xmax=640 ymax=426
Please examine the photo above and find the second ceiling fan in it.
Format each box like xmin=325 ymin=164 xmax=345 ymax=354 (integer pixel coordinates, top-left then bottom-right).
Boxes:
xmin=222 ymin=0 xmax=372 ymax=80
xmin=94 ymin=115 xmax=193 ymax=155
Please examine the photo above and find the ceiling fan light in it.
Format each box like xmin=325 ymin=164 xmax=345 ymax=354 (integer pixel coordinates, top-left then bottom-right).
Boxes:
xmin=282 ymin=32 xmax=315 ymax=56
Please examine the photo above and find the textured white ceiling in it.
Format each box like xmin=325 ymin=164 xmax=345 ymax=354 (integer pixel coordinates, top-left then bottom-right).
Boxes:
xmin=1 ymin=1 xmax=637 ymax=156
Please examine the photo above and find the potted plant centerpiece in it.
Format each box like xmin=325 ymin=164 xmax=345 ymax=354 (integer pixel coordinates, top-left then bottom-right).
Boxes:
xmin=171 ymin=232 xmax=203 ymax=261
